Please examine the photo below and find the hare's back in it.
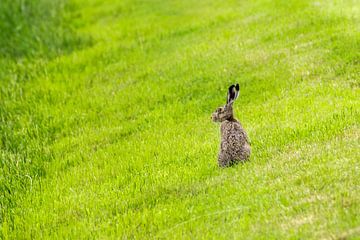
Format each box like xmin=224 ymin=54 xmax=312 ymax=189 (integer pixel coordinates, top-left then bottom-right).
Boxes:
xmin=220 ymin=120 xmax=250 ymax=163
xmin=221 ymin=120 xmax=249 ymax=145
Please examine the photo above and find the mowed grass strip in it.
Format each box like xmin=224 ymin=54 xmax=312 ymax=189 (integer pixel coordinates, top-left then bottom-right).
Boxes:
xmin=0 ymin=0 xmax=359 ymax=239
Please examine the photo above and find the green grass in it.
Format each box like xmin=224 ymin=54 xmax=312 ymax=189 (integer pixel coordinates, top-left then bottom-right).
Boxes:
xmin=1 ymin=0 xmax=359 ymax=238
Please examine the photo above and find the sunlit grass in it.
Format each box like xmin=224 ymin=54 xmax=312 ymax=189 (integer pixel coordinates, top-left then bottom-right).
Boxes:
xmin=1 ymin=0 xmax=359 ymax=239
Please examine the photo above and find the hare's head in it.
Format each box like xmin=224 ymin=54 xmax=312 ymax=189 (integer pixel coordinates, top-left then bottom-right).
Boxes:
xmin=212 ymin=84 xmax=240 ymax=122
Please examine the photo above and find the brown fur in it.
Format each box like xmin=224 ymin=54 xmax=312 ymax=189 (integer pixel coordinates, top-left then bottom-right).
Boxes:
xmin=212 ymin=84 xmax=251 ymax=167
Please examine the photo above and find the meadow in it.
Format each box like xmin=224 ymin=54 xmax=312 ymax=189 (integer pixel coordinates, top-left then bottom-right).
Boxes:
xmin=0 ymin=0 xmax=359 ymax=238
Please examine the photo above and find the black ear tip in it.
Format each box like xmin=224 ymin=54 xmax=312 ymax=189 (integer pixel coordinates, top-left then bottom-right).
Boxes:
xmin=235 ymin=84 xmax=240 ymax=91
xmin=228 ymin=84 xmax=235 ymax=92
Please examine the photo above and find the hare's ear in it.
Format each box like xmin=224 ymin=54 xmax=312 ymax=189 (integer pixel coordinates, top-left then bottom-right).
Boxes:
xmin=227 ymin=83 xmax=240 ymax=104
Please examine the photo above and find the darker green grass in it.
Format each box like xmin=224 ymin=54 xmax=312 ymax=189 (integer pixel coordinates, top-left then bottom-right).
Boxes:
xmin=0 ymin=0 xmax=91 ymax=58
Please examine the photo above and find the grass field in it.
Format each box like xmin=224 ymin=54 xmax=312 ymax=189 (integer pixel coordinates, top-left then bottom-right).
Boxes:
xmin=1 ymin=0 xmax=359 ymax=238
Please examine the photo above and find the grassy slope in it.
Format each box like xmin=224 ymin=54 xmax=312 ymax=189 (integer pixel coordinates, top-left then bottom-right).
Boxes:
xmin=1 ymin=0 xmax=359 ymax=238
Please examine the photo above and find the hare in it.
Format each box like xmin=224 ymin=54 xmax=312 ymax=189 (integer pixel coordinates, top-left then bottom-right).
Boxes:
xmin=211 ymin=84 xmax=251 ymax=167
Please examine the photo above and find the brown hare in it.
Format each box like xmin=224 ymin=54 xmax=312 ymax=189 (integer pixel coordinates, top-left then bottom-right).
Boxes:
xmin=211 ymin=84 xmax=251 ymax=167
